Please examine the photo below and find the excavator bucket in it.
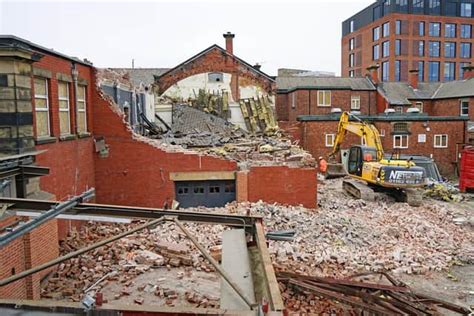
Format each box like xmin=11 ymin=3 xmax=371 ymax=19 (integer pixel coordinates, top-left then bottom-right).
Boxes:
xmin=325 ymin=163 xmax=347 ymax=179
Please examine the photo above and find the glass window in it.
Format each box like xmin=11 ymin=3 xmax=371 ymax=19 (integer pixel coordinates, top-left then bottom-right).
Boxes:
xmin=460 ymin=99 xmax=469 ymax=116
xmin=395 ymin=0 xmax=408 ymax=12
xmin=445 ymin=23 xmax=456 ymax=38
xmin=373 ymin=27 xmax=380 ymax=41
xmin=434 ymin=134 xmax=448 ymax=148
xmin=413 ymin=0 xmax=424 ymax=14
xmin=429 ymin=41 xmax=440 ymax=57
xmin=351 ymin=95 xmax=361 ymax=110
xmin=383 ymin=0 xmax=392 ymax=15
xmin=461 ymin=24 xmax=472 ymax=38
xmin=446 ymin=1 xmax=457 ymax=16
xmin=418 ymin=40 xmax=425 ymax=56
xmin=224 ymin=183 xmax=235 ymax=193
xmin=34 ymin=78 xmax=50 ymax=138
xmin=428 ymin=0 xmax=441 ymax=14
xmin=461 ymin=43 xmax=472 ymax=58
xmin=325 ymin=134 xmax=335 ymax=147
xmin=58 ymin=81 xmax=70 ymax=135
xmin=317 ymin=91 xmax=331 ymax=106
xmin=428 ymin=61 xmax=440 ymax=81
xmin=429 ymin=22 xmax=441 ymax=36
xmin=418 ymin=61 xmax=425 ymax=81
xmin=393 ymin=135 xmax=408 ymax=148
xmin=415 ymin=101 xmax=424 ymax=112
xmin=419 ymin=21 xmax=425 ymax=36
xmin=445 ymin=42 xmax=456 ymax=58
xmin=383 ymin=22 xmax=390 ymax=37
xmin=349 ymin=70 xmax=355 ymax=77
xmin=382 ymin=61 xmax=390 ymax=82
xmin=461 ymin=3 xmax=472 ymax=17
xmin=349 ymin=38 xmax=354 ymax=51
xmin=349 ymin=53 xmax=354 ymax=67
xmin=77 ymin=86 xmax=87 ymax=133
xmin=395 ymin=60 xmax=401 ymax=81
xmin=396 ymin=20 xmax=402 ymax=34
xmin=177 ymin=187 xmax=189 ymax=195
xmin=350 ymin=20 xmax=354 ymax=33
xmin=444 ymin=62 xmax=456 ymax=81
xmin=383 ymin=41 xmax=390 ymax=57
xmin=373 ymin=44 xmax=380 ymax=60
xmin=395 ymin=39 xmax=401 ymax=55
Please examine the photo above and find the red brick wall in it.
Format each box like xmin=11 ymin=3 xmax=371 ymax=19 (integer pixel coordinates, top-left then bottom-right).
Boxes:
xmin=342 ymin=13 xmax=474 ymax=80
xmin=156 ymin=47 xmax=274 ymax=100
xmin=242 ymin=166 xmax=317 ymax=209
xmin=0 ymin=219 xmax=58 ymax=300
xmin=91 ymin=80 xmax=238 ymax=208
xmin=277 ymin=89 xmax=377 ymax=122
xmin=300 ymin=120 xmax=465 ymax=176
xmin=278 ymin=121 xmax=303 ymax=144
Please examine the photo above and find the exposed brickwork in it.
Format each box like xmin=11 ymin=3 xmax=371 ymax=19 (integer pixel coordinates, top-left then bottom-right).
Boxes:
xmin=244 ymin=166 xmax=317 ymax=209
xmin=156 ymin=46 xmax=274 ymax=100
xmin=277 ymin=89 xmax=377 ymax=122
xmin=342 ymin=13 xmax=474 ymax=81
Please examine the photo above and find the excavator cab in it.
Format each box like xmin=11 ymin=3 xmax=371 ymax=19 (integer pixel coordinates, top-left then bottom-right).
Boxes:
xmin=347 ymin=146 xmax=377 ymax=176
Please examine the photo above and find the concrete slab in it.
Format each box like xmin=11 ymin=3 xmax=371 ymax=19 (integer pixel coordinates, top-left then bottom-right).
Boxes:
xmin=220 ymin=229 xmax=255 ymax=310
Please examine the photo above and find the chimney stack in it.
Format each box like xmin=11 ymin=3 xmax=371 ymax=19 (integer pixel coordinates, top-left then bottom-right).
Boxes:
xmin=462 ymin=64 xmax=474 ymax=80
xmin=254 ymin=63 xmax=261 ymax=70
xmin=366 ymin=64 xmax=380 ymax=84
xmin=409 ymin=69 xmax=419 ymax=89
xmin=223 ymin=32 xmax=235 ymax=55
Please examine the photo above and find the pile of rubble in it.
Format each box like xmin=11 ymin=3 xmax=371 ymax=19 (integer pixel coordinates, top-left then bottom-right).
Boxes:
xmin=154 ymin=104 xmax=315 ymax=167
xmin=42 ymin=221 xmax=225 ymax=307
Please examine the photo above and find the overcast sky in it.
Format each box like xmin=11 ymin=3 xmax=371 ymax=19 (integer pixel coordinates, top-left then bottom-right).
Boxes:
xmin=0 ymin=0 xmax=374 ymax=75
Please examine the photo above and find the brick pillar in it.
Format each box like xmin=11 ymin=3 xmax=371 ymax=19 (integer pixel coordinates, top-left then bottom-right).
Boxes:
xmin=236 ymin=170 xmax=249 ymax=202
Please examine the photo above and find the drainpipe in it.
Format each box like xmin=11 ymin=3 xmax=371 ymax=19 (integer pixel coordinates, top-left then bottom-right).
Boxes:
xmin=308 ymin=90 xmax=311 ymax=115
xmin=71 ymin=63 xmax=79 ymax=134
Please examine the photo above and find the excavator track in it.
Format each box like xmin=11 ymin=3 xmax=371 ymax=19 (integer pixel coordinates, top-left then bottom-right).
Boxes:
xmin=343 ymin=179 xmax=375 ymax=202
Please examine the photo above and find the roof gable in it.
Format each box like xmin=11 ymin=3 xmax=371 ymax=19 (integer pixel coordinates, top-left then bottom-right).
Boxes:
xmin=276 ymin=76 xmax=376 ymax=92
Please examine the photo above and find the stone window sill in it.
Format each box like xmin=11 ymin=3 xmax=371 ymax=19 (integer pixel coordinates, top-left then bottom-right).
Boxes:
xmin=78 ymin=132 xmax=92 ymax=139
xmin=35 ymin=136 xmax=57 ymax=145
xmin=59 ymin=134 xmax=77 ymax=141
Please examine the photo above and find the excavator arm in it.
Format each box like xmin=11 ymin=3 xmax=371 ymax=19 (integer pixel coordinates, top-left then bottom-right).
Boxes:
xmin=329 ymin=112 xmax=384 ymax=161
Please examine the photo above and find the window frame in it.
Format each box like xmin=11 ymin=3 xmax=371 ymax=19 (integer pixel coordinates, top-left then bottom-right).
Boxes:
xmin=460 ymin=99 xmax=469 ymax=116
xmin=395 ymin=39 xmax=401 ymax=56
xmin=317 ymin=90 xmax=331 ymax=107
xmin=291 ymin=92 xmax=296 ymax=109
xmin=433 ymin=134 xmax=448 ymax=148
xmin=419 ymin=21 xmax=425 ymax=36
xmin=461 ymin=24 xmax=472 ymax=39
xmin=428 ymin=61 xmax=440 ymax=82
xmin=428 ymin=41 xmax=440 ymax=57
xmin=444 ymin=62 xmax=456 ymax=81
xmin=383 ymin=22 xmax=390 ymax=37
xmin=373 ymin=26 xmax=380 ymax=41
xmin=429 ymin=22 xmax=441 ymax=37
xmin=393 ymin=135 xmax=409 ymax=149
xmin=460 ymin=42 xmax=472 ymax=58
xmin=418 ymin=40 xmax=425 ymax=57
xmin=34 ymin=77 xmax=50 ymax=138
xmin=77 ymin=85 xmax=87 ymax=133
xmin=415 ymin=101 xmax=424 ymax=112
xmin=351 ymin=95 xmax=361 ymax=110
xmin=58 ymin=81 xmax=71 ymax=135
xmin=325 ymin=133 xmax=335 ymax=147
xmin=382 ymin=41 xmax=390 ymax=57
xmin=395 ymin=20 xmax=402 ymax=35
xmin=461 ymin=3 xmax=472 ymax=17
xmin=445 ymin=23 xmax=456 ymax=38
xmin=444 ymin=42 xmax=456 ymax=58
xmin=373 ymin=44 xmax=380 ymax=60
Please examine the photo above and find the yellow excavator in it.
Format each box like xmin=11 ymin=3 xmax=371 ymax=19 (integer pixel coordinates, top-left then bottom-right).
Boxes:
xmin=326 ymin=112 xmax=426 ymax=206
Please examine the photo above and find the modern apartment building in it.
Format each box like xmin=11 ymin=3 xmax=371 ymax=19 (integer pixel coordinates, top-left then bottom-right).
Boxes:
xmin=342 ymin=0 xmax=474 ymax=82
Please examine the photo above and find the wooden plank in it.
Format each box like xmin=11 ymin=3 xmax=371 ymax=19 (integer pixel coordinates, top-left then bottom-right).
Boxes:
xmin=254 ymin=221 xmax=285 ymax=311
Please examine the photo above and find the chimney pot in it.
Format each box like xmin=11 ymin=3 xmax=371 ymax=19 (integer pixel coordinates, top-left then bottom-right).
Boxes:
xmin=366 ymin=64 xmax=380 ymax=84
xmin=462 ymin=63 xmax=474 ymax=80
xmin=223 ymin=32 xmax=235 ymax=55
xmin=254 ymin=63 xmax=261 ymax=70
xmin=409 ymin=69 xmax=419 ymax=89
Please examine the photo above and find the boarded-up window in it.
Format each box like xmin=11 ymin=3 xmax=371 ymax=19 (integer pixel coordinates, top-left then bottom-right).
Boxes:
xmin=355 ymin=52 xmax=362 ymax=66
xmin=77 ymin=86 xmax=87 ymax=133
xmin=355 ymin=34 xmax=363 ymax=48
xmin=58 ymin=82 xmax=70 ymax=135
xmin=34 ymin=78 xmax=50 ymax=137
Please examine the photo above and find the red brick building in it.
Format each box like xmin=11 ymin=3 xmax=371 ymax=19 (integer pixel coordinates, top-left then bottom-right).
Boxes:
xmin=342 ymin=0 xmax=474 ymax=81
xmin=276 ymin=73 xmax=473 ymax=176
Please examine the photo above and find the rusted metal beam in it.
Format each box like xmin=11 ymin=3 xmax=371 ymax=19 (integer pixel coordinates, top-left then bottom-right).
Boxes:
xmin=172 ymin=218 xmax=257 ymax=309
xmin=0 ymin=217 xmax=165 ymax=287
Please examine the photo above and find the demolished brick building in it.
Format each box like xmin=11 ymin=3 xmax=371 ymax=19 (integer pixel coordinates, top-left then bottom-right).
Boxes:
xmin=0 ymin=35 xmax=316 ymax=300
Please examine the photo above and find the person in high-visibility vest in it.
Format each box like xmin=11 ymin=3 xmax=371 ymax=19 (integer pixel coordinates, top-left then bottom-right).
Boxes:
xmin=318 ymin=156 xmax=327 ymax=173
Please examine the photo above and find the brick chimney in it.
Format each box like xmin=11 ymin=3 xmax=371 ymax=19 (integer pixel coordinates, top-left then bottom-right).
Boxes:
xmin=462 ymin=64 xmax=474 ymax=80
xmin=223 ymin=32 xmax=235 ymax=55
xmin=409 ymin=69 xmax=419 ymax=89
xmin=366 ymin=64 xmax=380 ymax=84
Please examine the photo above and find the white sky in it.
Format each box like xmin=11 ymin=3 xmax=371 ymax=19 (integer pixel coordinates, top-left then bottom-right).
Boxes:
xmin=0 ymin=0 xmax=374 ymax=76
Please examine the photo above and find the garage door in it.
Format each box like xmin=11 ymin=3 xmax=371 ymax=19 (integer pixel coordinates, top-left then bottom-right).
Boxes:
xmin=175 ymin=180 xmax=236 ymax=208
